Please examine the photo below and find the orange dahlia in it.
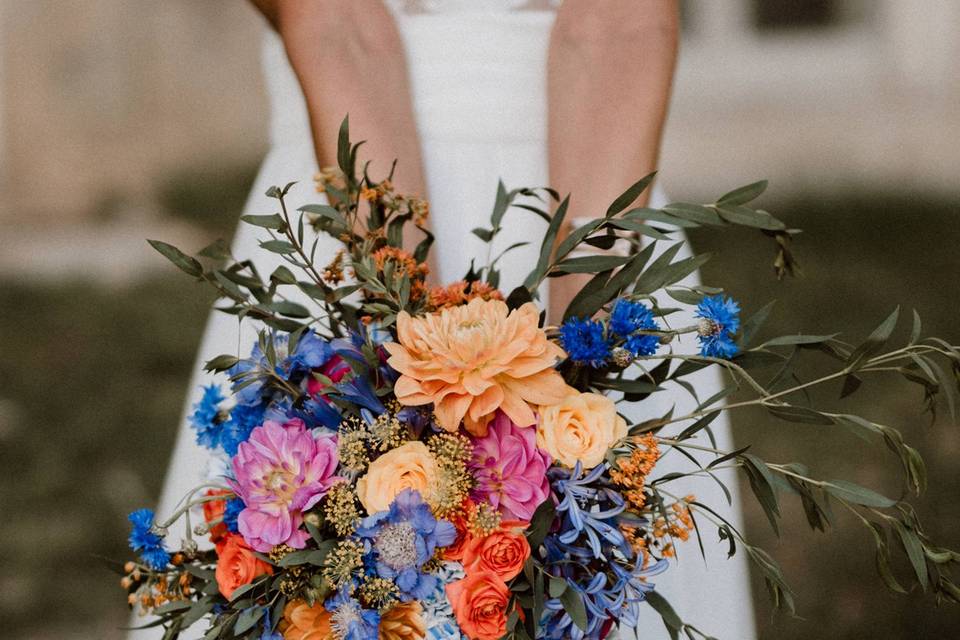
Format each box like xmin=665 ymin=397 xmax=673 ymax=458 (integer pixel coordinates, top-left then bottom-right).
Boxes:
xmin=384 ymin=298 xmax=570 ymax=435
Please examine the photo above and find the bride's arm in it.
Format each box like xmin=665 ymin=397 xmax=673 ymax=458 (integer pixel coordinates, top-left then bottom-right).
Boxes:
xmin=249 ymin=1 xmax=429 ymax=255
xmin=547 ymin=0 xmax=679 ymax=320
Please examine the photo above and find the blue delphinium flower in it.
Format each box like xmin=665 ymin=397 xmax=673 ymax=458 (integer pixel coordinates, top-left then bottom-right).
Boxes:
xmin=229 ymin=330 xmax=335 ymax=406
xmin=559 ymin=317 xmax=611 ymax=368
xmin=609 ymin=559 xmax=669 ymax=627
xmin=355 ymin=489 xmax=456 ymax=601
xmin=189 ymin=384 xmax=226 ymax=449
xmin=127 ymin=508 xmax=170 ymax=570
xmin=695 ymin=295 xmax=741 ymax=359
xmin=550 ymin=462 xmax=631 ymax=560
xmin=609 ymin=299 xmax=660 ymax=357
xmin=259 ymin=607 xmax=283 ymax=640
xmin=223 ymin=497 xmax=244 ymax=533
xmin=219 ymin=402 xmax=266 ymax=456
xmin=422 ymin=561 xmax=466 ymax=639
xmin=326 ymin=588 xmax=381 ymax=640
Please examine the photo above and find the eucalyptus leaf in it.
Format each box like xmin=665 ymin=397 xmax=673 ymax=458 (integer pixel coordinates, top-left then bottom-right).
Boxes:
xmin=716 ymin=179 xmax=768 ymax=206
xmin=606 ymin=171 xmax=657 ymax=217
xmin=241 ymin=213 xmax=286 ymax=230
xmin=824 ymin=480 xmax=897 ymax=508
xmin=148 ymin=240 xmax=203 ymax=277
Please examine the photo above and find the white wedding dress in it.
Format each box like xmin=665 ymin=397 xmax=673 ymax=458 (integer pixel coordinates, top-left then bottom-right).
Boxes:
xmin=138 ymin=2 xmax=756 ymax=638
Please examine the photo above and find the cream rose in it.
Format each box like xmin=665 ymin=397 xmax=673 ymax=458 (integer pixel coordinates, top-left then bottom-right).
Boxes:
xmin=537 ymin=392 xmax=627 ymax=469
xmin=356 ymin=441 xmax=439 ymax=514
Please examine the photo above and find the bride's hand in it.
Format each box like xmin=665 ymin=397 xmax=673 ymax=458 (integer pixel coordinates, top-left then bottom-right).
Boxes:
xmin=251 ymin=0 xmax=431 ymax=268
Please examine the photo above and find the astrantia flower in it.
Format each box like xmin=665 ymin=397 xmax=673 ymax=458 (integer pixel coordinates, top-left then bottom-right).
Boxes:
xmin=469 ymin=411 xmax=551 ymax=521
xmin=355 ymin=489 xmax=456 ymax=601
xmin=385 ymin=298 xmax=569 ymax=435
xmin=609 ymin=299 xmax=660 ymax=357
xmin=230 ymin=418 xmax=341 ymax=552
xmin=127 ymin=508 xmax=170 ymax=570
xmin=189 ymin=384 xmax=227 ymax=449
xmin=559 ymin=317 xmax=611 ymax=368
xmin=695 ymin=295 xmax=741 ymax=359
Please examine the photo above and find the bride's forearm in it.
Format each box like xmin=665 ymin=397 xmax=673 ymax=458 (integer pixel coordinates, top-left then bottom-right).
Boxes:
xmin=249 ymin=1 xmax=429 ymax=257
xmin=546 ymin=0 xmax=679 ymax=319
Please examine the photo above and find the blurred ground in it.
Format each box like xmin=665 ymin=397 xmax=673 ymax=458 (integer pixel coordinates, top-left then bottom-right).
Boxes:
xmin=0 ymin=187 xmax=957 ymax=639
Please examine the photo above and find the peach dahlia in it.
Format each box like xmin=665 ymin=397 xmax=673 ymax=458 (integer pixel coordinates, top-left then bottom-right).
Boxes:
xmin=384 ymin=297 xmax=569 ymax=435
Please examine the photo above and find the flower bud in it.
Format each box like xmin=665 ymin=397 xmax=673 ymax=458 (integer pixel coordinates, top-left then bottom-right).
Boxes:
xmin=697 ymin=318 xmax=719 ymax=337
xmin=611 ymin=346 xmax=634 ymax=368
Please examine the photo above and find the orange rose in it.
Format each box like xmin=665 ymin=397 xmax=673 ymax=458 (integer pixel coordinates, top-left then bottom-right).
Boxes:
xmin=280 ymin=599 xmax=334 ymax=640
xmin=443 ymin=504 xmax=474 ymax=562
xmin=203 ymin=489 xmax=232 ymax=542
xmin=214 ymin=533 xmax=273 ymax=599
xmin=461 ymin=520 xmax=530 ymax=581
xmin=446 ymin=571 xmax=511 ymax=640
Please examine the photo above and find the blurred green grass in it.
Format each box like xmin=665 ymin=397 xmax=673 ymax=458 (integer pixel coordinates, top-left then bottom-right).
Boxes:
xmin=689 ymin=191 xmax=960 ymax=639
xmin=0 ymin=191 xmax=957 ymax=639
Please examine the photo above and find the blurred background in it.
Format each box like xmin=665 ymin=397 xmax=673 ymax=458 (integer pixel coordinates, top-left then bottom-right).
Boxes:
xmin=0 ymin=1 xmax=957 ymax=639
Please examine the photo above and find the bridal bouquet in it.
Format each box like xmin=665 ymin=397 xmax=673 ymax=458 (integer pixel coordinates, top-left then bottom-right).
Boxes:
xmin=121 ymin=120 xmax=960 ymax=640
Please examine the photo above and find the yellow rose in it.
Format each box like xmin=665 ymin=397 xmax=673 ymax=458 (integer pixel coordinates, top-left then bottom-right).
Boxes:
xmin=356 ymin=441 xmax=439 ymax=514
xmin=537 ymin=392 xmax=627 ymax=469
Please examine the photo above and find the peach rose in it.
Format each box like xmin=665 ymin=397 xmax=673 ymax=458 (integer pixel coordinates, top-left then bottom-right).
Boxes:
xmin=446 ymin=571 xmax=511 ymax=640
xmin=202 ymin=489 xmax=231 ymax=542
xmin=280 ymin=599 xmax=333 ymax=640
xmin=214 ymin=533 xmax=273 ymax=599
xmin=461 ymin=520 xmax=530 ymax=581
xmin=356 ymin=441 xmax=438 ymax=514
xmin=537 ymin=392 xmax=628 ymax=469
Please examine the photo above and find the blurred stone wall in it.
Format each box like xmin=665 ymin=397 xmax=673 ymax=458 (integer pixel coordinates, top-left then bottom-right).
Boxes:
xmin=0 ymin=0 xmax=958 ymax=228
xmin=0 ymin=0 xmax=268 ymax=228
xmin=662 ymin=0 xmax=960 ymax=198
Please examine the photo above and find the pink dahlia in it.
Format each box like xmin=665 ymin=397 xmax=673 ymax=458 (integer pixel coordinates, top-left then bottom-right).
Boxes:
xmin=230 ymin=418 xmax=340 ymax=552
xmin=469 ymin=411 xmax=551 ymax=521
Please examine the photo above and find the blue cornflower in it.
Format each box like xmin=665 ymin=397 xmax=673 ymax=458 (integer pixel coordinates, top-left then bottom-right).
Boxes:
xmin=695 ymin=295 xmax=741 ymax=359
xmin=609 ymin=299 xmax=660 ymax=357
xmin=219 ymin=402 xmax=266 ymax=456
xmin=223 ymin=497 xmax=244 ymax=533
xmin=325 ymin=589 xmax=381 ymax=640
xmin=189 ymin=384 xmax=226 ymax=449
xmin=355 ymin=489 xmax=456 ymax=601
xmin=559 ymin=317 xmax=612 ymax=368
xmin=127 ymin=508 xmax=170 ymax=571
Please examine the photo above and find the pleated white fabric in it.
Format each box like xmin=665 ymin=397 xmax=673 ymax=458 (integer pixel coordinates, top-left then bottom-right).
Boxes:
xmin=137 ymin=4 xmax=756 ymax=639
